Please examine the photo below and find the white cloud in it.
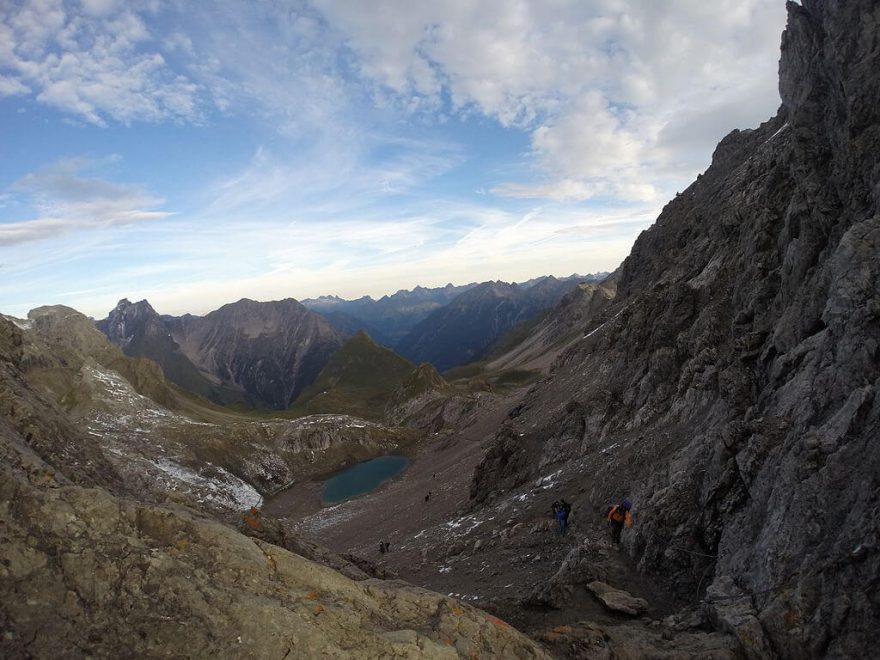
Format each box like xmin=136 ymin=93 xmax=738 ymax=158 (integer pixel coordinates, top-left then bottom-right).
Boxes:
xmin=1 ymin=158 xmax=172 ymax=246
xmin=313 ymin=0 xmax=787 ymax=201
xmin=1 ymin=0 xmax=201 ymax=124
xmin=0 ymin=1 xmax=793 ymax=317
xmin=0 ymin=73 xmax=29 ymax=96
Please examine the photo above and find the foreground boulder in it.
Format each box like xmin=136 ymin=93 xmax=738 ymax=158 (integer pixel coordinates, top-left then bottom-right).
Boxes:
xmin=586 ymin=582 xmax=649 ymax=616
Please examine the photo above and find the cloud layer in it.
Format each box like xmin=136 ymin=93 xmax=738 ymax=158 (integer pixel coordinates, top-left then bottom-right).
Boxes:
xmin=316 ymin=0 xmax=785 ymax=201
xmin=0 ymin=0 xmax=789 ymax=317
xmin=1 ymin=0 xmax=200 ymax=125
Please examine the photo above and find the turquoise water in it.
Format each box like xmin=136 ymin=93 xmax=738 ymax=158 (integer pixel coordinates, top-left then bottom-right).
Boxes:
xmin=322 ymin=455 xmax=409 ymax=504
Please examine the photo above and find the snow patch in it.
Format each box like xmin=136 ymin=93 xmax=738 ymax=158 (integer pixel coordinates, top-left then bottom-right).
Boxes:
xmin=151 ymin=458 xmax=262 ymax=511
xmin=766 ymin=122 xmax=789 ymax=143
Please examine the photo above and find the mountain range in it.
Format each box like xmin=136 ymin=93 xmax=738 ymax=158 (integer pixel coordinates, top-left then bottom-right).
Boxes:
xmin=2 ymin=2 xmax=877 ymax=656
xmin=301 ymin=282 xmax=479 ymax=346
xmin=98 ymin=297 xmax=345 ymax=409
xmin=396 ymin=275 xmax=597 ymax=372
xmin=96 ymin=274 xmax=601 ymax=409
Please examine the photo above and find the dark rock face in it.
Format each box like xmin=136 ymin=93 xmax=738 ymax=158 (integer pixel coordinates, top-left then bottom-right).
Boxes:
xmin=397 ymin=277 xmax=583 ymax=372
xmin=96 ymin=299 xmax=246 ymax=405
xmin=99 ymin=298 xmax=345 ymax=409
xmin=96 ymin=298 xmax=160 ymax=348
xmin=169 ymin=298 xmax=345 ymax=409
xmin=470 ymin=2 xmax=880 ymax=658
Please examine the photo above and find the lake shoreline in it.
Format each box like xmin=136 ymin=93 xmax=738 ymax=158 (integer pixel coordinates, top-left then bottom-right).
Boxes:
xmin=262 ymin=454 xmax=412 ymax=519
xmin=322 ymin=455 xmax=410 ymax=504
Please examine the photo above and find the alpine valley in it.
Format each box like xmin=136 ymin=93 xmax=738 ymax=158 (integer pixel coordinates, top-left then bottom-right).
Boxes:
xmin=1 ymin=2 xmax=879 ymax=659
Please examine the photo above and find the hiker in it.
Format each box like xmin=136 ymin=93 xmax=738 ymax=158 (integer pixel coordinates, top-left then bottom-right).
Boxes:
xmin=425 ymin=491 xmax=431 ymax=502
xmin=559 ymin=499 xmax=572 ymax=535
xmin=243 ymin=506 xmax=261 ymax=530
xmin=606 ymin=499 xmax=633 ymax=544
xmin=379 ymin=540 xmax=390 ymax=554
xmin=554 ymin=498 xmax=571 ymax=535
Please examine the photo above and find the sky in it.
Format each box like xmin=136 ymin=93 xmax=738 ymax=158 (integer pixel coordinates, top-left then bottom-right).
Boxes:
xmin=0 ymin=0 xmax=788 ymax=318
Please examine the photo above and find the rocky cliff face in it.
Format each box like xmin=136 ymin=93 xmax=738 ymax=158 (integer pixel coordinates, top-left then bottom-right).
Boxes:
xmin=96 ymin=299 xmax=247 ymax=406
xmin=487 ymin=278 xmax=618 ymax=373
xmin=170 ymin=298 xmax=345 ymax=409
xmin=100 ymin=297 xmax=346 ymax=409
xmin=0 ymin=315 xmax=125 ymax=493
xmin=470 ymin=2 xmax=879 ymax=658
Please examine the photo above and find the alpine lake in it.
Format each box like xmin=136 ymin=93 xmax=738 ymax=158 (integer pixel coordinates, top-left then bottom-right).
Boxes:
xmin=321 ymin=455 xmax=409 ymax=504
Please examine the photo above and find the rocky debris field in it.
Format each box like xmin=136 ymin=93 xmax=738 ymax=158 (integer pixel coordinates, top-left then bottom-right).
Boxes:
xmin=268 ymin=391 xmax=743 ymax=658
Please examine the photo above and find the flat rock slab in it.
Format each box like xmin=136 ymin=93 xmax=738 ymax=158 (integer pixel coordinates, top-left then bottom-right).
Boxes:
xmin=587 ymin=581 xmax=649 ymax=616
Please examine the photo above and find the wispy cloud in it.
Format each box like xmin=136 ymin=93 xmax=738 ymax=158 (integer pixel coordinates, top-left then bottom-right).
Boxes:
xmin=1 ymin=158 xmax=172 ymax=246
xmin=205 ymin=135 xmax=465 ymax=219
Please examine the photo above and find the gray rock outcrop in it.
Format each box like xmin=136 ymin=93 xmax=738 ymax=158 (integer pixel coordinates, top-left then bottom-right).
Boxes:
xmin=586 ymin=581 xmax=649 ymax=616
xmin=470 ymin=2 xmax=880 ymax=657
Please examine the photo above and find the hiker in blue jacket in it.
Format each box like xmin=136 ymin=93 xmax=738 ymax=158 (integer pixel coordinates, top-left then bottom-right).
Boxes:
xmin=553 ymin=499 xmax=572 ymax=535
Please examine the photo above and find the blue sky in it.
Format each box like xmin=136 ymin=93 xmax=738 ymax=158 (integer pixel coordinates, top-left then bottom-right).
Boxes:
xmin=0 ymin=0 xmax=787 ymax=318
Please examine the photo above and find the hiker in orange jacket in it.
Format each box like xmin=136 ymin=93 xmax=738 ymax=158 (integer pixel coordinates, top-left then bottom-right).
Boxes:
xmin=606 ymin=499 xmax=632 ymax=544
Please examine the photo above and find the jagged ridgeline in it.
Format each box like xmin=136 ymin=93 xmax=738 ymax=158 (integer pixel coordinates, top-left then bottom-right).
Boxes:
xmin=471 ymin=1 xmax=879 ymax=657
xmin=395 ymin=275 xmax=599 ymax=372
xmin=96 ymin=275 xmax=600 ymax=416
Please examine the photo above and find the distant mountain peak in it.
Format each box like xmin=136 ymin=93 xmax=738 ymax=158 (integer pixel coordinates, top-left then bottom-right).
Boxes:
xmin=113 ymin=298 xmax=157 ymax=316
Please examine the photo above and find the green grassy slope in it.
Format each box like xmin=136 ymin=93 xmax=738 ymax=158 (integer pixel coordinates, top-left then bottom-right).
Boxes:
xmin=290 ymin=331 xmax=415 ymax=420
